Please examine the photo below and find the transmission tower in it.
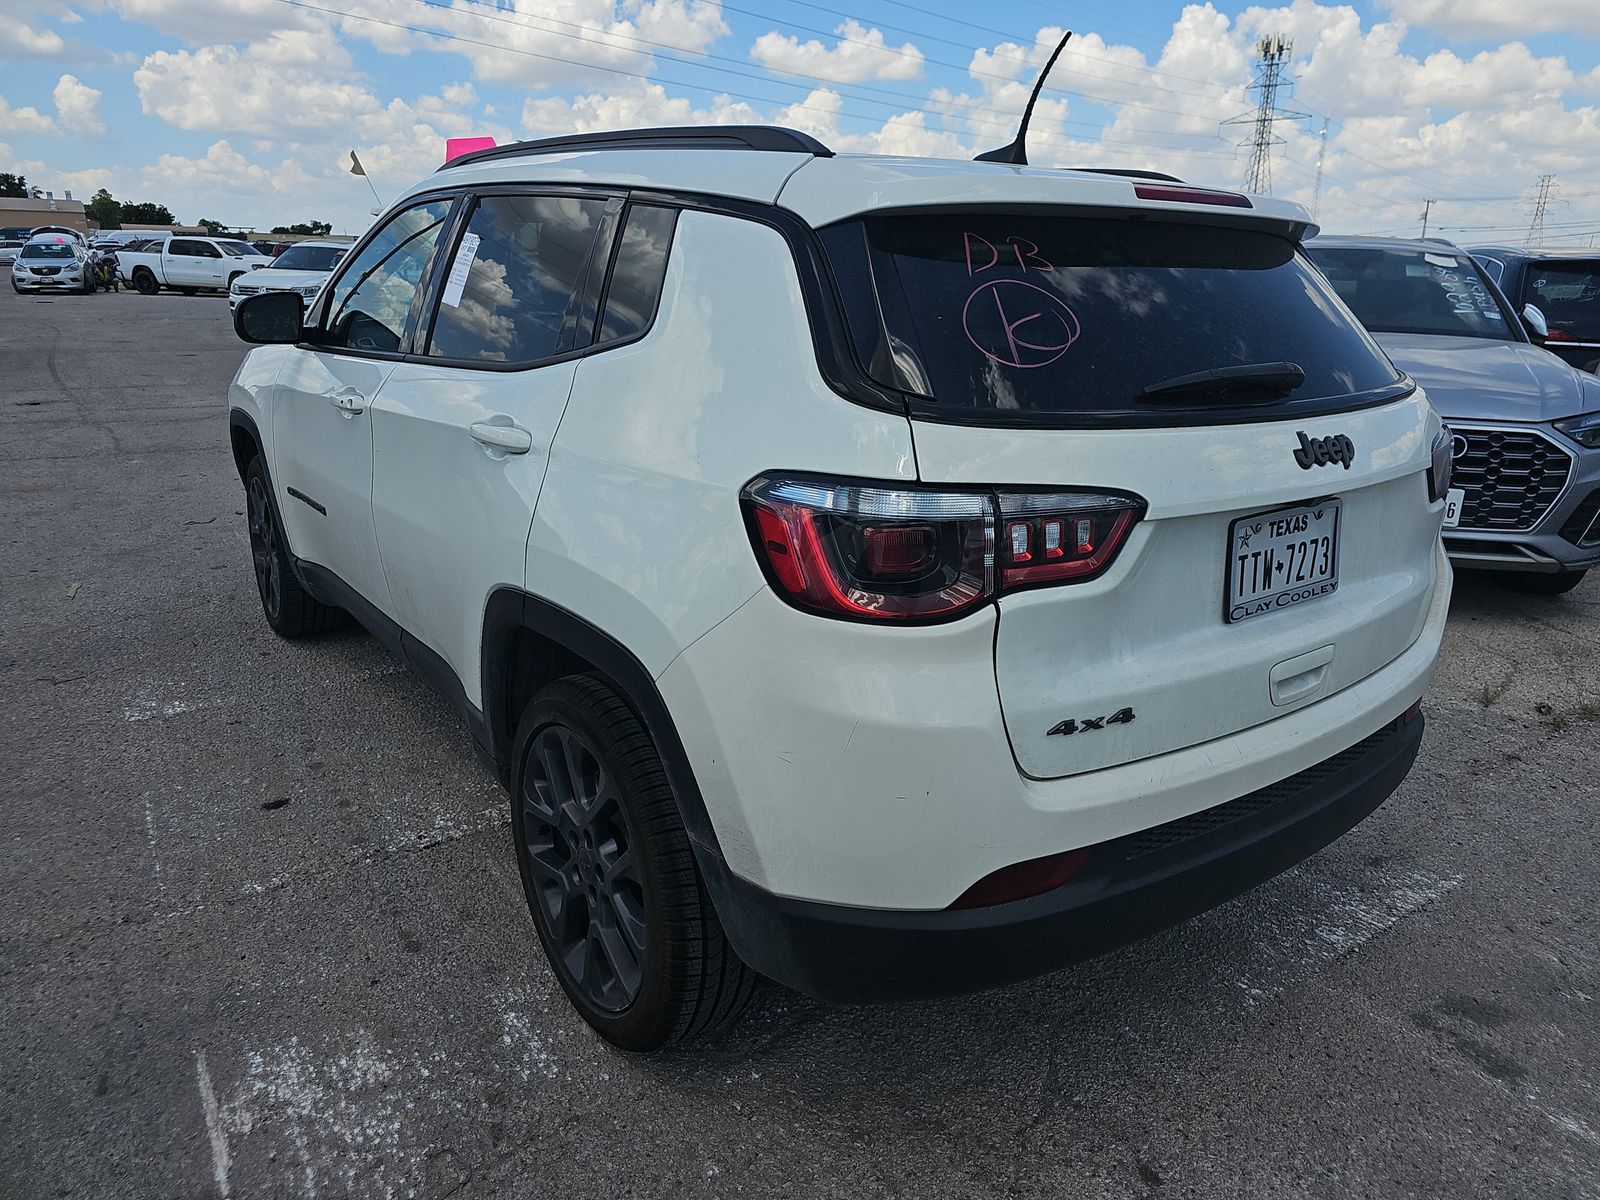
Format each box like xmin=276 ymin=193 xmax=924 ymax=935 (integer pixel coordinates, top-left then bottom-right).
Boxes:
xmin=1223 ymin=35 xmax=1309 ymax=195
xmin=1310 ymin=118 xmax=1328 ymax=221
xmin=1526 ymin=174 xmax=1557 ymax=245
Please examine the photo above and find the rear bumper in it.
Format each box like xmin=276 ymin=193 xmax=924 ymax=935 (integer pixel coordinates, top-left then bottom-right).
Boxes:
xmin=703 ymin=712 xmax=1424 ymax=1003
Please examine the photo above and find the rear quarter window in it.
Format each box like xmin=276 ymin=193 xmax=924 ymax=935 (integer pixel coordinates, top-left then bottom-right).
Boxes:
xmin=823 ymin=213 xmax=1403 ymax=425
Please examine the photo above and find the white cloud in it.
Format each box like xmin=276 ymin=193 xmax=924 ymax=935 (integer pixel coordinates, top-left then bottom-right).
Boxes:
xmin=53 ymin=74 xmax=105 ymax=136
xmin=134 ymin=41 xmax=381 ymax=136
xmin=751 ymin=20 xmax=924 ymax=83
xmin=1380 ymin=0 xmax=1600 ymax=39
xmin=0 ymin=96 xmax=55 ymax=134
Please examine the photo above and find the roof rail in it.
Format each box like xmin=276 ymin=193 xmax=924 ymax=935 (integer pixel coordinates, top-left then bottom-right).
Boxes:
xmin=1070 ymin=168 xmax=1185 ymax=183
xmin=440 ymin=125 xmax=834 ymax=171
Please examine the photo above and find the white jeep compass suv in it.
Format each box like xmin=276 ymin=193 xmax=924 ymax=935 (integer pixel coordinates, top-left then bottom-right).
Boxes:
xmin=227 ymin=126 xmax=1453 ymax=1050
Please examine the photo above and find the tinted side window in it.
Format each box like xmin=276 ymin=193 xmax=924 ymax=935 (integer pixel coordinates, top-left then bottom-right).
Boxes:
xmin=323 ymin=199 xmax=453 ymax=355
xmin=598 ymin=205 xmax=677 ymax=344
xmin=427 ymin=194 xmax=608 ymax=364
xmin=195 ymin=242 xmax=222 ymax=258
xmin=168 ymin=239 xmax=200 ymax=256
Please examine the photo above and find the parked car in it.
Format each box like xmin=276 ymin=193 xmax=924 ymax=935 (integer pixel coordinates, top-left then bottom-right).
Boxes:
xmin=92 ymin=229 xmax=165 ymax=250
xmin=29 ymin=224 xmax=85 ymax=244
xmin=228 ymin=239 xmax=349 ymax=310
xmin=1468 ymin=246 xmax=1600 ymax=375
xmin=227 ymin=125 xmax=1451 ymax=1050
xmin=251 ymin=240 xmax=290 ymax=258
xmin=119 ymin=235 xmax=270 ymax=295
xmin=1308 ymin=236 xmax=1599 ymax=594
xmin=11 ymin=233 xmax=92 ymax=294
xmin=0 ymin=239 xmax=24 ymax=266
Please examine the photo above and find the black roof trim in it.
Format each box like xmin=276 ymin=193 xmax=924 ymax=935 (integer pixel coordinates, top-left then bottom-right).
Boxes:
xmin=439 ymin=125 xmax=834 ymax=171
xmin=1070 ymin=168 xmax=1185 ymax=183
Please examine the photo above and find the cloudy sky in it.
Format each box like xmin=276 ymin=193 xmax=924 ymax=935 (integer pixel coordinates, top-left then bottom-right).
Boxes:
xmin=3 ymin=0 xmax=1599 ymax=242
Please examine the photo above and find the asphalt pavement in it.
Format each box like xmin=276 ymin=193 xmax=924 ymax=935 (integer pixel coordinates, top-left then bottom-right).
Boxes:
xmin=2 ymin=282 xmax=1598 ymax=1200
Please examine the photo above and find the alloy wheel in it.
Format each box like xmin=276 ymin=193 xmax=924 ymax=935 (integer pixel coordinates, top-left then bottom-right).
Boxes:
xmin=521 ymin=725 xmax=647 ymax=1012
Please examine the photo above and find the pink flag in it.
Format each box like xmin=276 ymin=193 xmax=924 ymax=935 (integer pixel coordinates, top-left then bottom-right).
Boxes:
xmin=445 ymin=136 xmax=497 ymax=163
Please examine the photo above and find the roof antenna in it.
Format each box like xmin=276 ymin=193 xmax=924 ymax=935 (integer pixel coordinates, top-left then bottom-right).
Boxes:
xmin=975 ymin=30 xmax=1073 ymax=165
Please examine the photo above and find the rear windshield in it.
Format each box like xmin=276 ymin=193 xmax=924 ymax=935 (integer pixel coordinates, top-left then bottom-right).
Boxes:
xmin=22 ymin=243 xmax=75 ymax=259
xmin=822 ymin=214 xmax=1402 ymax=423
xmin=1521 ymin=262 xmax=1600 ymax=343
xmin=1306 ymin=245 xmax=1513 ymax=341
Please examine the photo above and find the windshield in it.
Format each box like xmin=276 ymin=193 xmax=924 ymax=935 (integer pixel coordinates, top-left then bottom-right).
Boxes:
xmin=272 ymin=244 xmax=348 ymax=272
xmin=822 ymin=214 xmax=1400 ymax=422
xmin=1521 ymin=262 xmax=1600 ymax=343
xmin=1306 ymin=245 xmax=1513 ymax=341
xmin=22 ymin=243 xmax=76 ymax=260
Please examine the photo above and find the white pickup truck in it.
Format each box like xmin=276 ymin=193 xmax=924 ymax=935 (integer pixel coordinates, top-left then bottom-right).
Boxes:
xmin=120 ymin=236 xmax=271 ymax=295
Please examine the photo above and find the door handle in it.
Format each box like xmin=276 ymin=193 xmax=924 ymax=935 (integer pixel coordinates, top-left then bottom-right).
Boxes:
xmin=329 ymin=388 xmax=366 ymax=415
xmin=469 ymin=420 xmax=534 ymax=455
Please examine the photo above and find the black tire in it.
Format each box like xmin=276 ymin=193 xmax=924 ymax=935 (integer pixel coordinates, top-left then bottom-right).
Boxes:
xmin=9 ymin=279 xmax=21 ymax=294
xmin=1496 ymin=570 xmax=1588 ymax=596
xmin=133 ymin=269 xmax=158 ymax=295
xmin=243 ymin=457 xmax=347 ymax=637
xmin=510 ymin=674 xmax=757 ymax=1051
xmin=226 ymin=272 xmax=245 ymax=291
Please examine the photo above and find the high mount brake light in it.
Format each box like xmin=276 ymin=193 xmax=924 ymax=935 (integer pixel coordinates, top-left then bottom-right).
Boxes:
xmin=742 ymin=476 xmax=1144 ymax=622
xmin=1133 ymin=183 xmax=1252 ymax=209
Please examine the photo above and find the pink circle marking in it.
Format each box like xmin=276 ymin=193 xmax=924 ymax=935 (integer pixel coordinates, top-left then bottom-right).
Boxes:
xmin=961 ymin=279 xmax=1080 ymax=369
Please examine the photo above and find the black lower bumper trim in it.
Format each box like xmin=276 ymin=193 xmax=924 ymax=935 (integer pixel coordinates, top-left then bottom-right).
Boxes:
xmin=698 ymin=715 xmax=1425 ymax=1004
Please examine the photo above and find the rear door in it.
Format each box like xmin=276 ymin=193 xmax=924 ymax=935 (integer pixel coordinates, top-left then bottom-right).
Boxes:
xmin=1520 ymin=259 xmax=1600 ymax=369
xmin=828 ymin=210 xmax=1444 ymax=778
xmin=368 ymin=190 xmax=638 ymax=702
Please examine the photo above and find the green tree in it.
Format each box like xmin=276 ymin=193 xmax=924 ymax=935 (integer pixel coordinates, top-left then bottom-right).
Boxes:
xmin=270 ymin=220 xmax=332 ymax=236
xmin=0 ymin=173 xmax=27 ymax=198
xmin=197 ymin=217 xmax=226 ymax=235
xmin=86 ymin=188 xmax=121 ymax=230
xmin=119 ymin=201 xmax=176 ymax=225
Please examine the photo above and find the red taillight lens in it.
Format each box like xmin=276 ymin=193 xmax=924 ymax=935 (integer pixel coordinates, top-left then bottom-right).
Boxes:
xmin=948 ymin=847 xmax=1092 ymax=909
xmin=743 ymin=477 xmax=1144 ymax=622
xmin=742 ymin=478 xmax=994 ymax=620
xmin=1546 ymin=329 xmax=1576 ymax=343
xmin=997 ymin=494 xmax=1143 ymax=591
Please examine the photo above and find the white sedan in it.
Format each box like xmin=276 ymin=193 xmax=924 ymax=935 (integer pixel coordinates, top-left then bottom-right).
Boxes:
xmin=228 ymin=240 xmax=350 ymax=311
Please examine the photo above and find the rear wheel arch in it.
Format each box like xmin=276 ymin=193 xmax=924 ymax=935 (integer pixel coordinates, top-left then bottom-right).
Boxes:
xmin=482 ymin=589 xmax=725 ymax=861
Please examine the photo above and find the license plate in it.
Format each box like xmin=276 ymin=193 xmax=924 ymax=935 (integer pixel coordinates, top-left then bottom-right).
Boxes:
xmin=1226 ymin=500 xmax=1342 ymax=623
xmin=1442 ymin=487 xmax=1465 ymax=529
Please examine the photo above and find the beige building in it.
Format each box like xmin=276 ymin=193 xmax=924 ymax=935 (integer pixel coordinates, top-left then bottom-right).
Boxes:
xmin=0 ymin=195 xmax=89 ymax=235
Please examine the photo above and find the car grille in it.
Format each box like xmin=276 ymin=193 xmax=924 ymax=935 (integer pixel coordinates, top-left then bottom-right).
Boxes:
xmin=1560 ymin=488 xmax=1600 ymax=547
xmin=35 ymin=267 xmax=60 ymax=276
xmin=233 ymin=284 xmax=261 ymax=295
xmin=1451 ymin=427 xmax=1572 ymax=531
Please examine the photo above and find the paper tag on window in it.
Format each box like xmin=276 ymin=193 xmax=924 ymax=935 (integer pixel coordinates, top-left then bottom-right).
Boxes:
xmin=440 ymin=232 xmax=480 ymax=308
xmin=1424 ymin=253 xmax=1457 ymax=268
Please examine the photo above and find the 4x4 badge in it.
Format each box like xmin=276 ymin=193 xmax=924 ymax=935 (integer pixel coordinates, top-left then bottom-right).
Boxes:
xmin=1294 ymin=431 xmax=1355 ymax=470
xmin=1048 ymin=707 xmax=1136 ymax=736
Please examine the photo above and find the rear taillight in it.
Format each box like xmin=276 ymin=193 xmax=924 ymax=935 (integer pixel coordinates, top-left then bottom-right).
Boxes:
xmin=742 ymin=475 xmax=1143 ymax=622
xmin=1427 ymin=429 xmax=1453 ymax=503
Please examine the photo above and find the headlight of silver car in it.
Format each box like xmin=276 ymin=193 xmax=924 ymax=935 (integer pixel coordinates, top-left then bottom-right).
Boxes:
xmin=1553 ymin=412 xmax=1600 ymax=449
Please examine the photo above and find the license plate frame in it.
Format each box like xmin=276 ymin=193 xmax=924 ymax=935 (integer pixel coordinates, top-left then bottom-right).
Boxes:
xmin=1225 ymin=498 xmax=1343 ymax=624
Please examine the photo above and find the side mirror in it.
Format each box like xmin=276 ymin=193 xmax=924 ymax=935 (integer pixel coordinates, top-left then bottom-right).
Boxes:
xmin=234 ymin=290 xmax=305 ymax=345
xmin=1522 ymin=303 xmax=1549 ymax=343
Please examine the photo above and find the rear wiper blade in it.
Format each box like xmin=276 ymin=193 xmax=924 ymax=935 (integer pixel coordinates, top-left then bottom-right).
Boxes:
xmin=1139 ymin=361 xmax=1306 ymax=405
